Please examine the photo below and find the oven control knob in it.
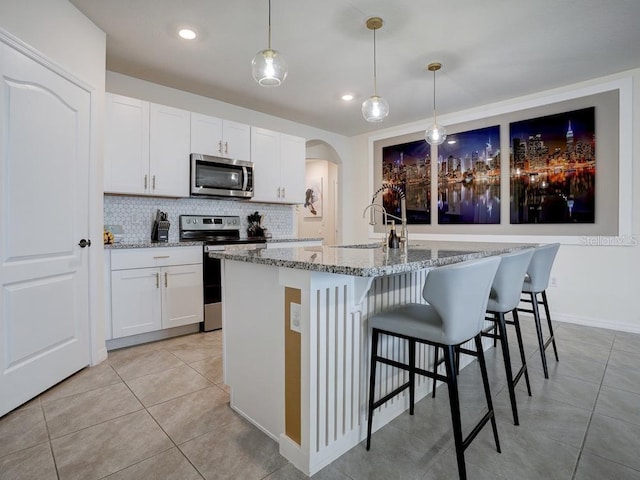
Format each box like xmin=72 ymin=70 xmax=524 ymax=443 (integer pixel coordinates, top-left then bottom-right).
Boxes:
xmin=186 ymin=219 xmax=191 ymax=224
xmin=193 ymin=218 xmax=198 ymax=224
xmin=233 ymin=219 xmax=238 ymax=225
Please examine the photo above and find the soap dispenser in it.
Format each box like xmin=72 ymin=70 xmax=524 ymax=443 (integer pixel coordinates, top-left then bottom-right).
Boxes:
xmin=388 ymin=221 xmax=400 ymax=249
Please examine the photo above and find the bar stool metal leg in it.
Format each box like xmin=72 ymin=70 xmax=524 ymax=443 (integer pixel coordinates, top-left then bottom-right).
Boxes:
xmin=443 ymin=344 xmax=466 ymax=480
xmin=510 ymin=309 xmax=532 ymax=395
xmin=496 ymin=311 xmax=520 ymax=425
xmin=366 ymin=329 xmax=379 ymax=450
xmin=530 ymin=292 xmax=550 ymax=379
xmin=541 ymin=291 xmax=559 ymax=362
xmin=475 ymin=335 xmax=501 ymax=454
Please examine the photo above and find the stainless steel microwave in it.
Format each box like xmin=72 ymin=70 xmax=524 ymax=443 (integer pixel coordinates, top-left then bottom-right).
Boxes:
xmin=190 ymin=153 xmax=254 ymax=199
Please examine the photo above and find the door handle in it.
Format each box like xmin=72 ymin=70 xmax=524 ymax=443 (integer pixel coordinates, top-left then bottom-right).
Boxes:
xmin=155 ymin=272 xmax=160 ymax=288
xmin=78 ymin=239 xmax=91 ymax=248
xmin=164 ymin=271 xmax=168 ymax=287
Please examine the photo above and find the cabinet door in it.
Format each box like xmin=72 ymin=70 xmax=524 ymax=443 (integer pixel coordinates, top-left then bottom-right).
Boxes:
xmin=280 ymin=133 xmax=306 ymax=204
xmin=251 ymin=127 xmax=281 ymax=202
xmin=105 ymin=93 xmax=150 ymax=194
xmin=191 ymin=112 xmax=223 ymax=156
xmin=149 ymin=103 xmax=190 ymax=197
xmin=162 ymin=264 xmax=203 ymax=329
xmin=223 ymin=120 xmax=251 ymax=162
xmin=111 ymin=268 xmax=161 ymax=338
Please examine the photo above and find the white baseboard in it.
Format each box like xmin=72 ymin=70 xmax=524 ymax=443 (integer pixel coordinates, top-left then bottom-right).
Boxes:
xmin=519 ymin=310 xmax=640 ymax=335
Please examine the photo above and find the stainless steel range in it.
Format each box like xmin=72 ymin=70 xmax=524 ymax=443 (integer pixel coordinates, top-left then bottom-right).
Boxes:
xmin=179 ymin=215 xmax=266 ymax=331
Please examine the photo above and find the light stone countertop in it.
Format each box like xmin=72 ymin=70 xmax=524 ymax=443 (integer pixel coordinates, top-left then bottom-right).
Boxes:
xmin=209 ymin=240 xmax=536 ymax=278
xmin=266 ymin=237 xmax=323 ymax=243
xmin=104 ymin=241 xmax=202 ymax=249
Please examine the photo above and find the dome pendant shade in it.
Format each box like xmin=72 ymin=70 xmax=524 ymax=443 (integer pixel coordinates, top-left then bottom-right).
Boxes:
xmin=362 ymin=17 xmax=388 ymax=123
xmin=362 ymin=95 xmax=389 ymax=123
xmin=425 ymin=62 xmax=446 ymax=145
xmin=252 ymin=48 xmax=287 ymax=87
xmin=425 ymin=123 xmax=447 ymax=145
xmin=253 ymin=0 xmax=287 ymax=87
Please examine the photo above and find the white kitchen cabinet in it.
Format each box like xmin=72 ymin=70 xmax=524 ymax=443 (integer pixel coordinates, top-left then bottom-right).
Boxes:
xmin=190 ymin=112 xmax=250 ymax=161
xmin=104 ymin=93 xmax=150 ymax=195
xmin=251 ymin=127 xmax=305 ymax=204
xmin=149 ymin=103 xmax=191 ymax=197
xmin=109 ymin=247 xmax=203 ymax=339
xmin=104 ymin=93 xmax=190 ymax=197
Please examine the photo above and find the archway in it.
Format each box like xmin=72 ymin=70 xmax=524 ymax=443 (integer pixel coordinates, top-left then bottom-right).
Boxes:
xmin=299 ymin=140 xmax=343 ymax=245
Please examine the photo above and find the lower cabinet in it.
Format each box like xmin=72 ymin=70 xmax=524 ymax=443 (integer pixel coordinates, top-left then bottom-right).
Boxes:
xmin=109 ymin=247 xmax=203 ymax=339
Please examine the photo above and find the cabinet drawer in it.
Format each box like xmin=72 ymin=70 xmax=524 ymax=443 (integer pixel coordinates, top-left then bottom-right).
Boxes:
xmin=111 ymin=246 xmax=202 ymax=270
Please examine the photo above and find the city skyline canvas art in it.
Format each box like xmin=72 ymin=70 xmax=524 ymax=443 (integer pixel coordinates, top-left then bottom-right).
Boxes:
xmin=382 ymin=139 xmax=431 ymax=224
xmin=437 ymin=125 xmax=501 ymax=224
xmin=510 ymin=107 xmax=595 ymax=224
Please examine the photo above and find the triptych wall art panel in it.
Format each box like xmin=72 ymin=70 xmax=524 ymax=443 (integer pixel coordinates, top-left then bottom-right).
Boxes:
xmin=381 ymin=138 xmax=431 ymax=225
xmin=509 ymin=107 xmax=595 ymax=224
xmin=373 ymin=87 xmax=622 ymax=236
xmin=437 ymin=125 xmax=501 ymax=225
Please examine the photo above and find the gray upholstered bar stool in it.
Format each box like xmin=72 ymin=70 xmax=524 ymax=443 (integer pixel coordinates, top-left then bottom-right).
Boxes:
xmin=482 ymin=248 xmax=535 ymax=425
xmin=431 ymin=249 xmax=535 ymax=426
xmin=366 ymin=257 xmax=501 ymax=480
xmin=518 ymin=243 xmax=560 ymax=378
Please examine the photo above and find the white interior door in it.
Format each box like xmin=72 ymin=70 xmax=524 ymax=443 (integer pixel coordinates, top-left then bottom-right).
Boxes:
xmin=0 ymin=41 xmax=91 ymax=416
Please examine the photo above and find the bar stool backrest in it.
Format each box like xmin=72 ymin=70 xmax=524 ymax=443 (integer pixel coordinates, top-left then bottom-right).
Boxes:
xmin=422 ymin=256 xmax=501 ymax=345
xmin=525 ymin=243 xmax=560 ymax=293
xmin=488 ymin=248 xmax=535 ymax=313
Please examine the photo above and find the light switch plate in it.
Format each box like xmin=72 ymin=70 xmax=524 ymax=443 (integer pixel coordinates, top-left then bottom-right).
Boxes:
xmin=290 ymin=302 xmax=301 ymax=333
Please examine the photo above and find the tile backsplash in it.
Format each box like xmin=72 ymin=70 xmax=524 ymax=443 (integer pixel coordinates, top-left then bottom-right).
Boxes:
xmin=104 ymin=195 xmax=296 ymax=243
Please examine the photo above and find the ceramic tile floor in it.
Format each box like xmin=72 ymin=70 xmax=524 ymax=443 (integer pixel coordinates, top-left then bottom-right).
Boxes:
xmin=1 ymin=321 xmax=640 ymax=479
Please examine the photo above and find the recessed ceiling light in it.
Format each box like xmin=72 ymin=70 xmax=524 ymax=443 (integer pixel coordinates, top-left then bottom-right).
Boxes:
xmin=178 ymin=28 xmax=197 ymax=40
xmin=341 ymin=94 xmax=354 ymax=101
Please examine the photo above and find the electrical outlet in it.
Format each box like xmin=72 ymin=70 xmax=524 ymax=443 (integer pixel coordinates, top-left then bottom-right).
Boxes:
xmin=290 ymin=303 xmax=301 ymax=333
xmin=550 ymin=276 xmax=559 ymax=287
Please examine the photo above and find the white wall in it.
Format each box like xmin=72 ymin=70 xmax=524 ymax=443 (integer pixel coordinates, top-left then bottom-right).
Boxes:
xmin=0 ymin=0 xmax=107 ymax=363
xmin=344 ymin=70 xmax=640 ymax=334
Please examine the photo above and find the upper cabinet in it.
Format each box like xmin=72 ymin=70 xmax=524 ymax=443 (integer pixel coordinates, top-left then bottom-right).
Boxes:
xmin=149 ymin=103 xmax=191 ymax=197
xmin=104 ymin=93 xmax=190 ymax=197
xmin=190 ymin=113 xmax=250 ymax=162
xmin=104 ymin=94 xmax=149 ymax=195
xmin=251 ymin=127 xmax=305 ymax=204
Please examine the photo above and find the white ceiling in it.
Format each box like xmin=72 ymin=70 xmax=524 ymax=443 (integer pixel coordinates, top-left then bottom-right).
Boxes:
xmin=70 ymin=0 xmax=640 ymax=137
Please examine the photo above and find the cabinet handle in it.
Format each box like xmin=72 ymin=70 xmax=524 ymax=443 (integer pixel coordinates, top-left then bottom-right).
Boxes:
xmin=277 ymin=187 xmax=281 ymax=199
xmin=218 ymin=140 xmax=223 ymax=154
xmin=164 ymin=271 xmax=168 ymax=287
xmin=144 ymin=174 xmax=148 ymax=190
xmin=155 ymin=272 xmax=160 ymax=288
xmin=152 ymin=175 xmax=156 ymax=190
xmin=281 ymin=187 xmax=285 ymax=198
xmin=153 ymin=255 xmax=170 ymax=259
xmin=224 ymin=141 xmax=228 ymax=155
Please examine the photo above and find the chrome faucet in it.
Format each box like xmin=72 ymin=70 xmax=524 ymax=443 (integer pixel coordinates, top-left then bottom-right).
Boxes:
xmin=362 ymin=203 xmax=388 ymax=250
xmin=369 ymin=184 xmax=408 ymax=253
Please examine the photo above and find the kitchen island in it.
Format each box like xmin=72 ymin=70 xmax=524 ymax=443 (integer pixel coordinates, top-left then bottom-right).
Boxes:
xmin=211 ymin=241 xmax=532 ymax=476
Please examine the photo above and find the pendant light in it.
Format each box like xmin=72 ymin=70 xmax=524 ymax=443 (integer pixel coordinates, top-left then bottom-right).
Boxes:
xmin=425 ymin=62 xmax=447 ymax=145
xmin=362 ymin=17 xmax=389 ymax=123
xmin=252 ymin=0 xmax=287 ymax=87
